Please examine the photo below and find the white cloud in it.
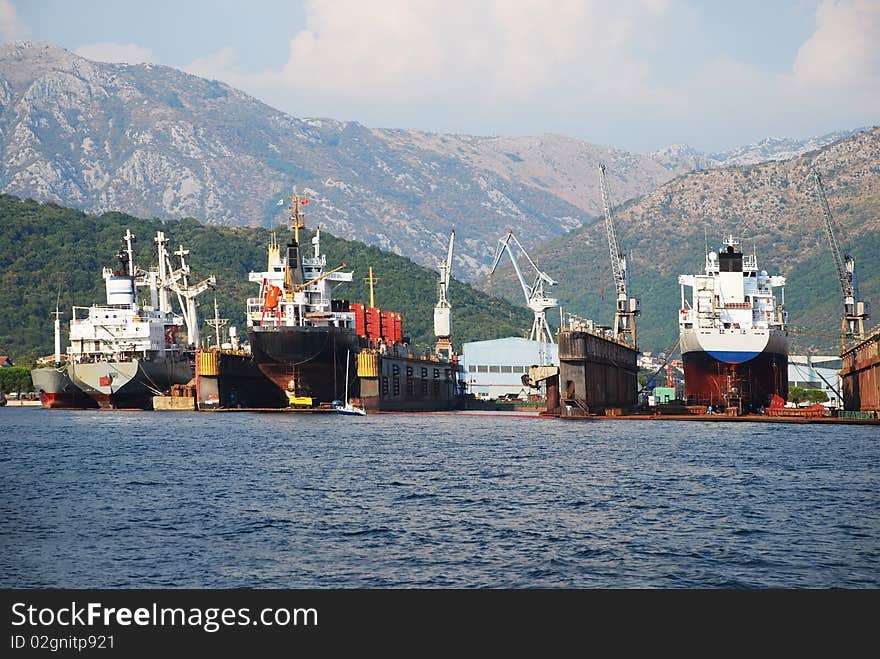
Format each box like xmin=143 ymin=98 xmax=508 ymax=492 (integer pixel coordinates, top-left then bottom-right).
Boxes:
xmin=792 ymin=0 xmax=880 ymax=87
xmin=0 ymin=0 xmax=22 ymax=42
xmin=75 ymin=42 xmax=155 ymax=65
xmin=788 ymin=0 xmax=880 ymax=108
xmin=184 ymin=0 xmax=682 ymax=127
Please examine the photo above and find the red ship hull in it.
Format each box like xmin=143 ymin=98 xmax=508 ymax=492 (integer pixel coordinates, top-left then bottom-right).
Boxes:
xmin=683 ymin=350 xmax=788 ymax=412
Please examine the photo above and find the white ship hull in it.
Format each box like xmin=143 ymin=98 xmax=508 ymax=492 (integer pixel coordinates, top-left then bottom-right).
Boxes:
xmin=68 ymin=354 xmax=192 ymax=410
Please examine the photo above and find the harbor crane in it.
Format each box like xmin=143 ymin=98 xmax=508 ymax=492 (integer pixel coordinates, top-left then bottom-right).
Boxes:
xmin=489 ymin=230 xmax=558 ymax=348
xmin=433 ymin=230 xmax=455 ymax=360
xmin=811 ymin=167 xmax=870 ymax=351
xmin=598 ymin=163 xmax=640 ymax=348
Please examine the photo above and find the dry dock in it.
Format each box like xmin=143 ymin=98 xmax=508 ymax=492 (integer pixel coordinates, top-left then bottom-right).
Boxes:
xmin=841 ymin=328 xmax=880 ymax=414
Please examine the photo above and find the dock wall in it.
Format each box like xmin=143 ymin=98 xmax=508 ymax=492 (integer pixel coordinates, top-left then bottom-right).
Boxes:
xmin=841 ymin=329 xmax=880 ymax=412
xmin=557 ymin=330 xmax=638 ymax=416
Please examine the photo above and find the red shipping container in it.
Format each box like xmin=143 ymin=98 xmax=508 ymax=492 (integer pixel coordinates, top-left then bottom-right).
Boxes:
xmin=380 ymin=310 xmax=395 ymax=342
xmin=350 ymin=303 xmax=366 ymax=337
xmin=394 ymin=313 xmax=403 ymax=343
xmin=366 ymin=307 xmax=382 ymax=339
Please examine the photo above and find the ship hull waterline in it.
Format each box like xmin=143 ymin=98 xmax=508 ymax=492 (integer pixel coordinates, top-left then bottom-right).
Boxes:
xmin=31 ymin=366 xmax=99 ymax=409
xmin=67 ymin=355 xmax=193 ymax=410
xmin=681 ymin=328 xmax=788 ymax=411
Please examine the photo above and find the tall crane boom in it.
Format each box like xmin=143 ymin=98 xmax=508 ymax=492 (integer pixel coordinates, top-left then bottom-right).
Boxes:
xmin=811 ymin=167 xmax=870 ymax=348
xmin=598 ymin=163 xmax=640 ymax=347
xmin=434 ymin=230 xmax=455 ymax=359
xmin=813 ymin=169 xmax=853 ymax=299
xmin=489 ymin=230 xmax=558 ymax=351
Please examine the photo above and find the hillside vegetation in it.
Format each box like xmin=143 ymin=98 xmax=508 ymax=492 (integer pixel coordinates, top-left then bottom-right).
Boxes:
xmin=0 ymin=195 xmax=531 ymax=360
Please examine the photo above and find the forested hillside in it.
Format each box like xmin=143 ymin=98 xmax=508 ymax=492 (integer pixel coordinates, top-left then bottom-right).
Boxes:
xmin=0 ymin=195 xmax=531 ymax=360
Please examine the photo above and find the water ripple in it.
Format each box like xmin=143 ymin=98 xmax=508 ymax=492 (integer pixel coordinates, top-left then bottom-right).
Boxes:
xmin=1 ymin=408 xmax=878 ymax=588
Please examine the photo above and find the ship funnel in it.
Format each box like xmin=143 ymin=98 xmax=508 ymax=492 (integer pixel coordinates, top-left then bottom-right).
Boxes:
xmin=104 ymin=271 xmax=135 ymax=306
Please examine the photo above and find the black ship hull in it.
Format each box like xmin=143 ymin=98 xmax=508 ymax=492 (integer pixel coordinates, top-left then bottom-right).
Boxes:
xmin=196 ymin=349 xmax=289 ymax=409
xmin=247 ymin=325 xmax=360 ymax=405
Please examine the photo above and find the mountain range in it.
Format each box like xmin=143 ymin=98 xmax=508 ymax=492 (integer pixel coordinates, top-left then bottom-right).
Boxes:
xmin=2 ymin=41 xmax=871 ymax=281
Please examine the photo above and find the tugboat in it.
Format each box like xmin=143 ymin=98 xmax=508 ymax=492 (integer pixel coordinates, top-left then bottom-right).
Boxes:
xmin=677 ymin=235 xmax=788 ymax=413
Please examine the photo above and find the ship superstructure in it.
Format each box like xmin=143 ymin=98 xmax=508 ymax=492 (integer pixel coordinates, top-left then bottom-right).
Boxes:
xmin=65 ymin=230 xmax=208 ymax=409
xmin=678 ymin=235 xmax=788 ymax=412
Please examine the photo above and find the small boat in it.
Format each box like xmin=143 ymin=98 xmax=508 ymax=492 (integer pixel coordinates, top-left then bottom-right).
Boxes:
xmin=335 ymin=351 xmax=366 ymax=416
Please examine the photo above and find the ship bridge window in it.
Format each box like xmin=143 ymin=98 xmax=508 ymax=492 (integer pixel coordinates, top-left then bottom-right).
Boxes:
xmin=468 ymin=365 xmax=477 ymax=372
xmin=500 ymin=365 xmax=513 ymax=373
xmin=489 ymin=365 xmax=500 ymax=373
xmin=477 ymin=365 xmax=488 ymax=373
xmin=719 ymin=252 xmax=743 ymax=272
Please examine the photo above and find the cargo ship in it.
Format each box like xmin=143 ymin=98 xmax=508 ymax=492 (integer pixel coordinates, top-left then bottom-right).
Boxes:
xmin=677 ymin=235 xmax=788 ymax=413
xmin=245 ymin=194 xmax=458 ymax=411
xmin=66 ymin=230 xmax=203 ymax=410
xmin=31 ymin=308 xmax=98 ymax=409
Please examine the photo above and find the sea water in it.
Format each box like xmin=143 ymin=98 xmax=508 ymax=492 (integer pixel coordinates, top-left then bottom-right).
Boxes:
xmin=1 ymin=407 xmax=877 ymax=588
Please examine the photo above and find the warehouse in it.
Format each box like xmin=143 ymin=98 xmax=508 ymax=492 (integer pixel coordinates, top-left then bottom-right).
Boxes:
xmin=461 ymin=337 xmax=558 ymax=400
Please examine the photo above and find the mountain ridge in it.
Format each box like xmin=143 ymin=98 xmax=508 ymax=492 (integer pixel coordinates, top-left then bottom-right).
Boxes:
xmin=4 ymin=41 xmax=869 ymax=283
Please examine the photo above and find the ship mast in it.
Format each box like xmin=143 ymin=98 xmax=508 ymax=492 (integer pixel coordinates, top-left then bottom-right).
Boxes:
xmin=52 ymin=305 xmax=62 ymax=365
xmin=284 ymin=191 xmax=308 ymax=301
xmin=206 ymin=297 xmax=228 ymax=348
xmin=364 ymin=266 xmax=379 ymax=308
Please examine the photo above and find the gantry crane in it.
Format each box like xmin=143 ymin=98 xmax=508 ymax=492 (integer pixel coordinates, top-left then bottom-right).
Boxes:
xmin=598 ymin=163 xmax=640 ymax=347
xmin=811 ymin=167 xmax=870 ymax=351
xmin=489 ymin=230 xmax=558 ymax=351
xmin=434 ymin=230 xmax=455 ymax=360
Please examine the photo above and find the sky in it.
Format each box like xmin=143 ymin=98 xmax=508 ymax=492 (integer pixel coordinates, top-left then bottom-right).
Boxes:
xmin=3 ymin=0 xmax=878 ymax=152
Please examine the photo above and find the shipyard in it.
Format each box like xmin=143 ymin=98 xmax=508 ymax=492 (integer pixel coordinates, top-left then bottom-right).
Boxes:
xmin=4 ymin=7 xmax=880 ymax=621
xmin=16 ymin=165 xmax=879 ymax=426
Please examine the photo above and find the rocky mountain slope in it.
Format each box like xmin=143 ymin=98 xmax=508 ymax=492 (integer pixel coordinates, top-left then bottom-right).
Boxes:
xmin=650 ymin=127 xmax=871 ymax=172
xmin=487 ymin=128 xmax=880 ymax=353
xmin=0 ymin=41 xmax=694 ymax=278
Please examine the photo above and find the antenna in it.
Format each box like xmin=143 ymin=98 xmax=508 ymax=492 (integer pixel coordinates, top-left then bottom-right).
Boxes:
xmin=205 ymin=297 xmax=228 ymax=348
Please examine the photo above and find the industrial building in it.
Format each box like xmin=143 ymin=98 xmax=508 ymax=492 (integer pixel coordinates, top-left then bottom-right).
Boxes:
xmin=461 ymin=337 xmax=558 ymax=400
xmin=788 ymin=355 xmax=842 ymax=409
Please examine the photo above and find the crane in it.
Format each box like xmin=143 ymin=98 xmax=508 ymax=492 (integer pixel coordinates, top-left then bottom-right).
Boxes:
xmin=811 ymin=168 xmax=870 ymax=351
xmin=489 ymin=230 xmax=558 ymax=352
xmin=598 ymin=163 xmax=640 ymax=347
xmin=433 ymin=230 xmax=455 ymax=360
xmin=166 ymin=244 xmax=216 ymax=347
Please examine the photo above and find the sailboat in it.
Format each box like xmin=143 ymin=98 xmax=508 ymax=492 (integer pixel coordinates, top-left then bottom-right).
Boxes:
xmin=334 ymin=350 xmax=366 ymax=416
